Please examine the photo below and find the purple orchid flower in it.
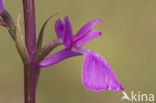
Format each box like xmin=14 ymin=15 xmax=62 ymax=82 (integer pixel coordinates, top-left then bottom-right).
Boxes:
xmin=0 ymin=0 xmax=4 ymax=12
xmin=39 ymin=16 xmax=124 ymax=91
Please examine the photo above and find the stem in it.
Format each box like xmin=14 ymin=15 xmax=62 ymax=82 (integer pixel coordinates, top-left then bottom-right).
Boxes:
xmin=22 ymin=0 xmax=36 ymax=103
xmin=24 ymin=63 xmax=36 ymax=103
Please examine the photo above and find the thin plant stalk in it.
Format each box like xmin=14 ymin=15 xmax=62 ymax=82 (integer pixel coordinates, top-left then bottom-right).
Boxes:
xmin=22 ymin=0 xmax=36 ymax=103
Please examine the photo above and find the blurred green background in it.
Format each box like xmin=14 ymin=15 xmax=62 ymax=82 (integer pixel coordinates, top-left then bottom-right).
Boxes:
xmin=0 ymin=0 xmax=156 ymax=103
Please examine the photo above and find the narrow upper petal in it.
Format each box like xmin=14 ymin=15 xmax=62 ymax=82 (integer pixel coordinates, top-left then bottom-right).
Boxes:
xmin=82 ymin=50 xmax=124 ymax=91
xmin=0 ymin=0 xmax=4 ymax=12
xmin=73 ymin=30 xmax=101 ymax=47
xmin=64 ymin=16 xmax=74 ymax=48
xmin=74 ymin=18 xmax=102 ymax=41
xmin=38 ymin=48 xmax=81 ymax=68
xmin=55 ymin=18 xmax=65 ymax=38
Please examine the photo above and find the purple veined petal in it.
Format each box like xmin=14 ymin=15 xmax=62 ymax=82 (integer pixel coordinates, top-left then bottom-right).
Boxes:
xmin=82 ymin=50 xmax=124 ymax=91
xmin=73 ymin=30 xmax=101 ymax=47
xmin=64 ymin=16 xmax=74 ymax=48
xmin=0 ymin=0 xmax=4 ymax=12
xmin=38 ymin=48 xmax=81 ymax=68
xmin=55 ymin=18 xmax=65 ymax=38
xmin=74 ymin=18 xmax=102 ymax=41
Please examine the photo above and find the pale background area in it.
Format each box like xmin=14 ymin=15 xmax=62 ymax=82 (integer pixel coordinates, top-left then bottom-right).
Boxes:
xmin=0 ymin=0 xmax=156 ymax=103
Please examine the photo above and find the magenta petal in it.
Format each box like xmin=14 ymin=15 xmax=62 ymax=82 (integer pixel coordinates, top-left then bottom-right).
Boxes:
xmin=64 ymin=16 xmax=74 ymax=48
xmin=82 ymin=50 xmax=124 ymax=91
xmin=74 ymin=18 xmax=102 ymax=41
xmin=55 ymin=18 xmax=65 ymax=38
xmin=0 ymin=0 xmax=4 ymax=12
xmin=38 ymin=48 xmax=81 ymax=68
xmin=73 ymin=30 xmax=101 ymax=47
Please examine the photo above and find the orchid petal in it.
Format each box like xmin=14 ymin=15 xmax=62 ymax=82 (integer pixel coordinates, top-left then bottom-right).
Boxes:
xmin=38 ymin=48 xmax=81 ymax=68
xmin=82 ymin=50 xmax=124 ymax=91
xmin=0 ymin=0 xmax=4 ymax=12
xmin=73 ymin=30 xmax=101 ymax=47
xmin=64 ymin=16 xmax=74 ymax=48
xmin=74 ymin=18 xmax=102 ymax=41
xmin=55 ymin=18 xmax=65 ymax=38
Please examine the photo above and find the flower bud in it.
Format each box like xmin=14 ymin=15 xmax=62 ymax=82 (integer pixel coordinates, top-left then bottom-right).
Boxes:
xmin=0 ymin=0 xmax=4 ymax=12
xmin=0 ymin=10 xmax=16 ymax=40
